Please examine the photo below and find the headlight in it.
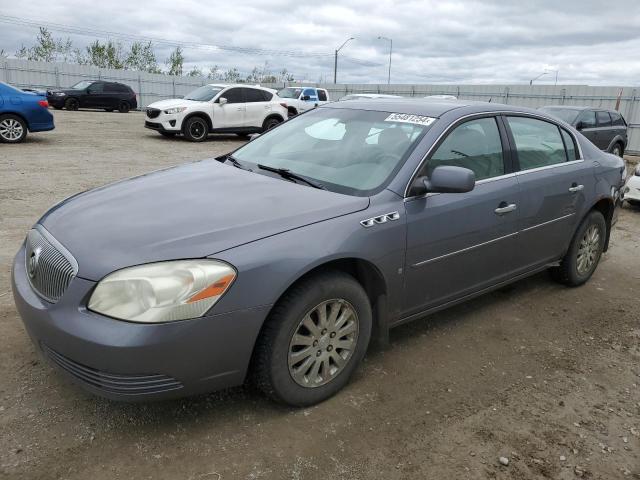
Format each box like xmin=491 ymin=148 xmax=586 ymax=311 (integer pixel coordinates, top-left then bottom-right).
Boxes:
xmin=164 ymin=107 xmax=187 ymax=114
xmin=88 ymin=260 xmax=236 ymax=323
xmin=54 ymin=92 xmax=66 ymax=96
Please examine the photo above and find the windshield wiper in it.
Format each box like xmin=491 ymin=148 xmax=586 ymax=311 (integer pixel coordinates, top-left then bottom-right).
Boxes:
xmin=257 ymin=164 xmax=326 ymax=190
xmin=225 ymin=155 xmax=252 ymax=171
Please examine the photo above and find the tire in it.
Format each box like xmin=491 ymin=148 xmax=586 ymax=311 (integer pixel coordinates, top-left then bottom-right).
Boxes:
xmin=550 ymin=210 xmax=606 ymax=287
xmin=611 ymin=142 xmax=623 ymax=157
xmin=262 ymin=116 xmax=281 ymax=132
xmin=118 ymin=101 xmax=130 ymax=113
xmin=65 ymin=98 xmax=79 ymax=111
xmin=183 ymin=116 xmax=209 ymax=142
xmin=159 ymin=131 xmax=176 ymax=138
xmin=253 ymin=271 xmax=372 ymax=407
xmin=0 ymin=114 xmax=28 ymax=143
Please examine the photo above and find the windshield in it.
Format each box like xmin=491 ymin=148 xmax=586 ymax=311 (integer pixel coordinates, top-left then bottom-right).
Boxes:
xmin=539 ymin=107 xmax=580 ymax=124
xmin=184 ymin=85 xmax=223 ymax=101
xmin=71 ymin=81 xmax=94 ymax=90
xmin=232 ymin=108 xmax=434 ymax=196
xmin=277 ymin=87 xmax=303 ymax=99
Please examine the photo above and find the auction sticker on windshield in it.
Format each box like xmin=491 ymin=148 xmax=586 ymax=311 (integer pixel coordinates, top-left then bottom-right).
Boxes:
xmin=385 ymin=113 xmax=436 ymax=126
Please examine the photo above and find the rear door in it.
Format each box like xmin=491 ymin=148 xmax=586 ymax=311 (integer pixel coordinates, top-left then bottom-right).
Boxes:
xmin=505 ymin=115 xmax=593 ymax=270
xmin=243 ymin=88 xmax=272 ymax=128
xmin=212 ymin=87 xmax=245 ymax=129
xmin=595 ymin=110 xmax=614 ymax=150
xmin=403 ymin=115 xmax=521 ymax=315
xmin=103 ymin=83 xmax=121 ymax=109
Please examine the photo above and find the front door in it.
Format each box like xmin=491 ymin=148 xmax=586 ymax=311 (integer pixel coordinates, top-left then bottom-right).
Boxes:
xmin=212 ymin=87 xmax=245 ymax=129
xmin=82 ymin=82 xmax=106 ymax=108
xmin=504 ymin=115 xmax=593 ymax=269
xmin=403 ymin=116 xmax=521 ymax=315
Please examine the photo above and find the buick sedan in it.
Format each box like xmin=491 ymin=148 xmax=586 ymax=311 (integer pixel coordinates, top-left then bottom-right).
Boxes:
xmin=12 ymin=99 xmax=626 ymax=406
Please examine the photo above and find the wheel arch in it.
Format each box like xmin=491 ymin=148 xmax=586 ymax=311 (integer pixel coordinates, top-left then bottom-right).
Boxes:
xmin=246 ymin=256 xmax=390 ymax=377
xmin=182 ymin=111 xmax=213 ymax=132
xmin=589 ymin=197 xmax=615 ymax=252
xmin=0 ymin=111 xmax=30 ymax=130
xmin=263 ymin=113 xmax=284 ymax=124
xmin=287 ymin=106 xmax=298 ymax=117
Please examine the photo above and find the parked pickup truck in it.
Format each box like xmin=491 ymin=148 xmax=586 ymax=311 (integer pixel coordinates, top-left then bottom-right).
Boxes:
xmin=277 ymin=86 xmax=330 ymax=117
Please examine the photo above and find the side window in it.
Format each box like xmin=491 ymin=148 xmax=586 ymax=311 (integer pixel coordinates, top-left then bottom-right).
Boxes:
xmin=317 ymin=89 xmax=328 ymax=101
xmin=221 ymin=88 xmax=244 ymax=104
xmin=596 ymin=111 xmax=612 ymax=127
xmin=104 ymin=83 xmax=117 ymax=93
xmin=507 ymin=116 xmax=567 ymax=170
xmin=88 ymin=82 xmax=104 ymax=93
xmin=426 ymin=117 xmax=505 ymax=181
xmin=261 ymin=90 xmax=273 ymax=101
xmin=116 ymin=84 xmax=131 ymax=93
xmin=245 ymin=88 xmax=266 ymax=103
xmin=577 ymin=110 xmax=596 ymax=128
xmin=302 ymin=88 xmax=317 ymax=101
xmin=560 ymin=128 xmax=578 ymax=161
xmin=610 ymin=111 xmax=626 ymax=126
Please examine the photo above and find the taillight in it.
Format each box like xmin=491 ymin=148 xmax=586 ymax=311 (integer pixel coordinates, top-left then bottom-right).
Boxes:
xmin=38 ymin=100 xmax=49 ymax=108
xmin=280 ymin=102 xmax=287 ymax=108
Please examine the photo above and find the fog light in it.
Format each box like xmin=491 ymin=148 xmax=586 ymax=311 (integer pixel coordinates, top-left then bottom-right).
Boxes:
xmin=169 ymin=120 xmax=176 ymax=127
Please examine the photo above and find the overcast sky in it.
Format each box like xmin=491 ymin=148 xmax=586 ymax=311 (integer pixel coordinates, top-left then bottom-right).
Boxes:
xmin=1 ymin=0 xmax=639 ymax=85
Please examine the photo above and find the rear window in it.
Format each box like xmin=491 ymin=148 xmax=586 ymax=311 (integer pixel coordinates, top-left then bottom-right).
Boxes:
xmin=610 ymin=111 xmax=626 ymax=127
xmin=539 ymin=107 xmax=580 ymax=124
xmin=318 ymin=89 xmax=328 ymax=101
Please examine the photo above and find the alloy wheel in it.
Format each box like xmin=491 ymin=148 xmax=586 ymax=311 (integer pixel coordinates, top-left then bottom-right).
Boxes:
xmin=288 ymin=299 xmax=359 ymax=388
xmin=189 ymin=120 xmax=206 ymax=140
xmin=0 ymin=118 xmax=24 ymax=141
xmin=576 ymin=224 xmax=601 ymax=275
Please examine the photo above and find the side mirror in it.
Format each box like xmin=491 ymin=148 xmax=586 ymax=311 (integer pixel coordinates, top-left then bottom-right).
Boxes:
xmin=301 ymin=95 xmax=311 ymax=101
xmin=575 ymin=121 xmax=584 ymax=131
xmin=249 ymin=133 xmax=261 ymax=141
xmin=410 ymin=166 xmax=476 ymax=196
xmin=218 ymin=97 xmax=228 ymax=105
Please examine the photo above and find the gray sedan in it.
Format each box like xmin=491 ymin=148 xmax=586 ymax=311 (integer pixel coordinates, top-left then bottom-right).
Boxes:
xmin=12 ymin=99 xmax=626 ymax=406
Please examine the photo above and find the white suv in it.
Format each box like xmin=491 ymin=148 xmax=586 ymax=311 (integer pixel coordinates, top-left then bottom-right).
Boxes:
xmin=276 ymin=87 xmax=330 ymax=117
xmin=145 ymin=84 xmax=288 ymax=141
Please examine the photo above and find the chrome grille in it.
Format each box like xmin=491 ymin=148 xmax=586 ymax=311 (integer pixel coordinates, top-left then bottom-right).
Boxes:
xmin=25 ymin=227 xmax=78 ymax=303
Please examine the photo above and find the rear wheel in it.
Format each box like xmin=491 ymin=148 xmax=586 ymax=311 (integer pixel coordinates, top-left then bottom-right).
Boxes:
xmin=550 ymin=210 xmax=606 ymax=286
xmin=118 ymin=101 xmax=130 ymax=113
xmin=183 ymin=116 xmax=209 ymax=142
xmin=253 ymin=271 xmax=372 ymax=406
xmin=262 ymin=116 xmax=281 ymax=132
xmin=611 ymin=142 xmax=623 ymax=157
xmin=0 ymin=114 xmax=28 ymax=143
xmin=64 ymin=98 xmax=79 ymax=111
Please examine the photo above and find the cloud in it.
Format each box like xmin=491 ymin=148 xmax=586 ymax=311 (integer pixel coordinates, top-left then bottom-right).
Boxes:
xmin=1 ymin=0 xmax=639 ymax=85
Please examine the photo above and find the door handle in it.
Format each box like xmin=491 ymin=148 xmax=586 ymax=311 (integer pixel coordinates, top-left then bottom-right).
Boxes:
xmin=494 ymin=202 xmax=517 ymax=215
xmin=569 ymin=184 xmax=584 ymax=193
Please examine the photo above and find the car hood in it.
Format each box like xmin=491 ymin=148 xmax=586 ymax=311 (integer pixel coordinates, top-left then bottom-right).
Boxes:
xmin=38 ymin=159 xmax=369 ymax=281
xmin=147 ymin=99 xmax=203 ymax=110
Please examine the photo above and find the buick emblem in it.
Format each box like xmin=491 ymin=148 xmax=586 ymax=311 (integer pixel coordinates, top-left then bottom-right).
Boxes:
xmin=28 ymin=247 xmax=41 ymax=279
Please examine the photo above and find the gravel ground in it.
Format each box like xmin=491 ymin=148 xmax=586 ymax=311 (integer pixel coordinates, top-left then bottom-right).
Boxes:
xmin=0 ymin=110 xmax=639 ymax=480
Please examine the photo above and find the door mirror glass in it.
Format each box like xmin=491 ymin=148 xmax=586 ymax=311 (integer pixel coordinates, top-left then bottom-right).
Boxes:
xmin=575 ymin=121 xmax=584 ymax=131
xmin=301 ymin=95 xmax=311 ymax=101
xmin=218 ymin=97 xmax=227 ymax=105
xmin=412 ymin=166 xmax=476 ymax=195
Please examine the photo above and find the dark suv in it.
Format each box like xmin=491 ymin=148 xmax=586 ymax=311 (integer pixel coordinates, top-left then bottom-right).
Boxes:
xmin=47 ymin=80 xmax=137 ymax=113
xmin=539 ymin=106 xmax=627 ymax=157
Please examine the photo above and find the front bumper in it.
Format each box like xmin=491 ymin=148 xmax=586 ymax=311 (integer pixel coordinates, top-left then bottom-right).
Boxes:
xmin=623 ymin=177 xmax=640 ymax=202
xmin=12 ymin=245 xmax=269 ymax=401
xmin=46 ymin=95 xmax=66 ymax=108
xmin=144 ymin=112 xmax=181 ymax=132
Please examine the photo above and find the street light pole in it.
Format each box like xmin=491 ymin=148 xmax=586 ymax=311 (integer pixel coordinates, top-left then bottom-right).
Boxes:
xmin=529 ymin=72 xmax=548 ymax=85
xmin=334 ymin=37 xmax=354 ymax=84
xmin=377 ymin=36 xmax=392 ymax=85
xmin=546 ymin=69 xmax=559 ymax=86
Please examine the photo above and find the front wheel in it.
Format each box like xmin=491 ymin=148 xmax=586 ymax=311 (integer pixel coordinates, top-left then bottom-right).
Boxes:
xmin=611 ymin=143 xmax=623 ymax=157
xmin=0 ymin=114 xmax=28 ymax=143
xmin=118 ymin=101 xmax=130 ymax=113
xmin=550 ymin=210 xmax=606 ymax=286
xmin=253 ymin=271 xmax=372 ymax=407
xmin=183 ymin=116 xmax=209 ymax=142
xmin=64 ymin=98 xmax=79 ymax=111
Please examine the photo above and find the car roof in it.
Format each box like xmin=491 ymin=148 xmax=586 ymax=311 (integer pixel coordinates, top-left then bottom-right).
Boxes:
xmin=541 ymin=105 xmax=590 ymax=111
xmin=322 ymin=98 xmax=540 ymax=118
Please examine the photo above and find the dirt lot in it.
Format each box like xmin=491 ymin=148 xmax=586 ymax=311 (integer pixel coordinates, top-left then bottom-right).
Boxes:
xmin=0 ymin=110 xmax=639 ymax=480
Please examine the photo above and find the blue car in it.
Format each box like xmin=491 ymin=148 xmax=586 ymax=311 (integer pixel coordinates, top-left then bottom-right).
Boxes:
xmin=0 ymin=82 xmax=54 ymax=143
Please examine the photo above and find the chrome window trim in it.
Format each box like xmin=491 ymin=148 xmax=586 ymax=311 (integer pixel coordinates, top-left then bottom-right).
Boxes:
xmin=403 ymin=110 xmax=585 ymax=199
xmin=411 ymin=231 xmax=518 ymax=268
xmin=514 ymin=159 xmax=584 ymax=177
